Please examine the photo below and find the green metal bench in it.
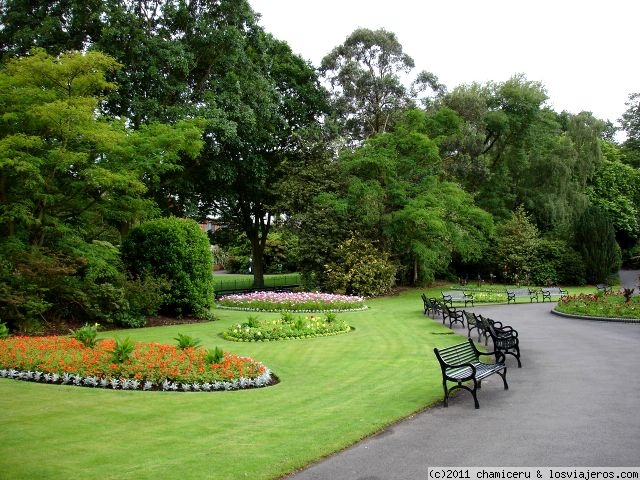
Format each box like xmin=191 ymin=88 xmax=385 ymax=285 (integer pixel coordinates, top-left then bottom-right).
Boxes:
xmin=433 ymin=339 xmax=508 ymax=409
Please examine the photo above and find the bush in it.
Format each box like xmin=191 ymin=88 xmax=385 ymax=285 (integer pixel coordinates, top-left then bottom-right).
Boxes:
xmin=121 ymin=218 xmax=214 ymax=318
xmin=531 ymin=239 xmax=586 ymax=286
xmin=324 ymin=237 xmax=397 ymax=297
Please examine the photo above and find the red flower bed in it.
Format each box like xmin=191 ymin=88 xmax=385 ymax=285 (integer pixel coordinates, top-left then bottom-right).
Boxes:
xmin=0 ymin=336 xmax=275 ymax=391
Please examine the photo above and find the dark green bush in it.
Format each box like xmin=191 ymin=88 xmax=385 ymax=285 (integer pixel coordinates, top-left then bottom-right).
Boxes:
xmin=121 ymin=218 xmax=214 ymax=318
xmin=324 ymin=237 xmax=397 ymax=297
xmin=531 ymin=239 xmax=586 ymax=286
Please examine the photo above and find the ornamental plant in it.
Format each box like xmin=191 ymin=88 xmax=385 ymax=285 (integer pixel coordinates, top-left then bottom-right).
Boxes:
xmin=0 ymin=336 xmax=273 ymax=391
xmin=217 ymin=291 xmax=366 ymax=312
xmin=555 ymin=292 xmax=640 ymax=319
xmin=222 ymin=312 xmax=351 ymax=342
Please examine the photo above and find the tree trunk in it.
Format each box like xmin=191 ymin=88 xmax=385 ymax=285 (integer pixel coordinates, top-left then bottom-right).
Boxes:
xmin=250 ymin=234 xmax=266 ymax=288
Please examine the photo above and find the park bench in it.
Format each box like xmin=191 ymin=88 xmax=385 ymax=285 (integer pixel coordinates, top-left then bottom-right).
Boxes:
xmin=596 ymin=283 xmax=612 ymax=294
xmin=541 ymin=287 xmax=569 ymax=302
xmin=441 ymin=304 xmax=465 ymax=329
xmin=462 ymin=310 xmax=484 ymax=342
xmin=421 ymin=294 xmax=443 ymax=318
xmin=506 ymin=287 xmax=538 ymax=304
xmin=442 ymin=290 xmax=474 ymax=307
xmin=479 ymin=316 xmax=522 ymax=368
xmin=433 ymin=338 xmax=508 ymax=409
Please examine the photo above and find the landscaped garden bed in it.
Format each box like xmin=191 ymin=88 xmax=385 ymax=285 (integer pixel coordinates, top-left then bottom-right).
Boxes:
xmin=222 ymin=312 xmax=352 ymax=341
xmin=554 ymin=292 xmax=640 ymax=321
xmin=0 ymin=335 xmax=275 ymax=391
xmin=216 ymin=291 xmax=367 ymax=312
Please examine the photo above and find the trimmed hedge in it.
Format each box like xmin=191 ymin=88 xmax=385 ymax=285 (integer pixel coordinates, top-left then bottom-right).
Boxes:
xmin=121 ymin=218 xmax=214 ymax=317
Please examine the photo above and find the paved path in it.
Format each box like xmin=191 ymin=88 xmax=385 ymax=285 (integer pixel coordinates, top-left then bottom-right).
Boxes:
xmin=287 ymin=291 xmax=640 ymax=478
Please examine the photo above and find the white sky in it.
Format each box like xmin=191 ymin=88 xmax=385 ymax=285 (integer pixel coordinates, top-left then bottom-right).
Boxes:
xmin=249 ymin=0 xmax=639 ymax=133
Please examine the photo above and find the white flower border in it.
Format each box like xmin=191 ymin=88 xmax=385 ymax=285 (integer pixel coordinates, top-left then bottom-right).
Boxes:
xmin=0 ymin=366 xmax=275 ymax=392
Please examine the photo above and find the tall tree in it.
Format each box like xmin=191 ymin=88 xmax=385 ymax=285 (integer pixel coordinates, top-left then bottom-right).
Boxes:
xmin=0 ymin=49 xmax=203 ymax=327
xmin=574 ymin=205 xmax=621 ymax=283
xmin=620 ymin=92 xmax=640 ymax=167
xmin=0 ymin=0 xmax=104 ymax=60
xmin=319 ymin=28 xmax=415 ymax=144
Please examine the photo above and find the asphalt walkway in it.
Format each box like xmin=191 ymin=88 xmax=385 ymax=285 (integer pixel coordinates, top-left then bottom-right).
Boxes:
xmin=287 ymin=281 xmax=640 ymax=478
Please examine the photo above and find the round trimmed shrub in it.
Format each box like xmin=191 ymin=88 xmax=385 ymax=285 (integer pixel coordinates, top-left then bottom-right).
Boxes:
xmin=121 ymin=218 xmax=214 ymax=318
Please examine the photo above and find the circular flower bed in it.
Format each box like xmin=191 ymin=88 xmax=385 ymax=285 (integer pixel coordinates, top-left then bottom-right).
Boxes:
xmin=0 ymin=336 xmax=276 ymax=391
xmin=216 ymin=291 xmax=367 ymax=312
xmin=223 ymin=312 xmax=352 ymax=342
xmin=554 ymin=292 xmax=640 ymax=321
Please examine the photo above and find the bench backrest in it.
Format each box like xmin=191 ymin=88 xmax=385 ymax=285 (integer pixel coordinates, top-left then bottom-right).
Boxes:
xmin=507 ymin=288 xmax=532 ymax=295
xmin=542 ymin=287 xmax=564 ymax=295
xmin=434 ymin=339 xmax=478 ymax=368
xmin=443 ymin=290 xmax=468 ymax=298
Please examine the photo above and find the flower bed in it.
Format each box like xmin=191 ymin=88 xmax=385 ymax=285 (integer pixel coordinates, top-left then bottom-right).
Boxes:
xmin=223 ymin=313 xmax=351 ymax=342
xmin=555 ymin=292 xmax=640 ymax=319
xmin=216 ymin=291 xmax=367 ymax=312
xmin=0 ymin=336 xmax=275 ymax=391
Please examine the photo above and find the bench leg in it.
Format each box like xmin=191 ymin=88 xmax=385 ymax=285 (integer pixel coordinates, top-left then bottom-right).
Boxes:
xmin=498 ymin=367 xmax=508 ymax=390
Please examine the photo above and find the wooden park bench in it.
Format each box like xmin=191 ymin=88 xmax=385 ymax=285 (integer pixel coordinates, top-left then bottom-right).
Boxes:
xmin=506 ymin=287 xmax=538 ymax=304
xmin=442 ymin=290 xmax=474 ymax=307
xmin=479 ymin=315 xmax=522 ymax=368
xmin=541 ymin=287 xmax=569 ymax=302
xmin=433 ymin=338 xmax=508 ymax=409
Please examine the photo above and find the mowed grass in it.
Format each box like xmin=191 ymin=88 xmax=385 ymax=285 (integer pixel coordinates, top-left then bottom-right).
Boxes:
xmin=0 ymin=289 xmax=463 ymax=480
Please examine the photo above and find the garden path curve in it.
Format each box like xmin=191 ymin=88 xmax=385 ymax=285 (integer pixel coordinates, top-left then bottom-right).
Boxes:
xmin=286 ymin=285 xmax=640 ymax=478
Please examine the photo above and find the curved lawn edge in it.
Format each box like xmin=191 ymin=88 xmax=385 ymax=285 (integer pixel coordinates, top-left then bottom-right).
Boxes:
xmin=551 ymin=308 xmax=640 ymax=324
xmin=0 ymin=367 xmax=278 ymax=391
xmin=215 ymin=305 xmax=369 ymax=313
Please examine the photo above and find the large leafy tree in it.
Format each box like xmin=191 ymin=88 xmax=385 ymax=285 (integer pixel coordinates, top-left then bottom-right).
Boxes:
xmin=620 ymin=92 xmax=640 ymax=167
xmin=2 ymin=0 xmax=331 ymax=289
xmin=0 ymin=0 xmax=104 ymax=60
xmin=320 ymin=28 xmax=417 ymax=145
xmin=0 ymin=49 xmax=203 ymax=327
xmin=301 ymin=109 xmax=494 ymax=286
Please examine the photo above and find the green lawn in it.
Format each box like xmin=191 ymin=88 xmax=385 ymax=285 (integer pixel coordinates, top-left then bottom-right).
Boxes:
xmin=0 ymin=289 xmax=462 ymax=480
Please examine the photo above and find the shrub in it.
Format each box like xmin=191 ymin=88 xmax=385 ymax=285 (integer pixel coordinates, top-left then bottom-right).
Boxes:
xmin=574 ymin=205 xmax=621 ymax=283
xmin=0 ymin=322 xmax=9 ymax=339
xmin=121 ymin=218 xmax=214 ymax=318
xmin=70 ymin=323 xmax=100 ymax=348
xmin=324 ymin=237 xmax=396 ymax=297
xmin=174 ymin=333 xmax=202 ymax=350
xmin=531 ymin=239 xmax=586 ymax=286
xmin=110 ymin=337 xmax=136 ymax=364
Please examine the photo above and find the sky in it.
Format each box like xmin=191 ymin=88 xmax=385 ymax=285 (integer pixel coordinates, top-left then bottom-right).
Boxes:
xmin=249 ymin=0 xmax=639 ymax=134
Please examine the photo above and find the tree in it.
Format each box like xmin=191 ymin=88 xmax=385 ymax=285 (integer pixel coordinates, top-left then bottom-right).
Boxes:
xmin=320 ymin=28 xmax=415 ymax=144
xmin=492 ymin=206 xmax=540 ymax=284
xmin=0 ymin=49 xmax=203 ymax=329
xmin=574 ymin=206 xmax=621 ymax=284
xmin=620 ymin=92 xmax=640 ymax=167
xmin=587 ymin=145 xmax=640 ymax=249
xmin=94 ymin=1 xmax=330 ymax=289
xmin=300 ymin=109 xmax=494 ymax=286
xmin=0 ymin=0 xmax=104 ymax=60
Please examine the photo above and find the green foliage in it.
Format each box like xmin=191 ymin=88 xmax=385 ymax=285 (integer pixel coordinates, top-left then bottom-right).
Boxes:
xmin=121 ymin=217 xmax=214 ymax=318
xmin=223 ymin=313 xmax=351 ymax=342
xmin=0 ymin=322 xmax=9 ymax=339
xmin=324 ymin=237 xmax=397 ymax=297
xmin=110 ymin=336 xmax=135 ymax=364
xmin=320 ymin=27 xmax=416 ymax=142
xmin=492 ymin=206 xmax=540 ymax=282
xmin=531 ymin=239 xmax=586 ymax=286
xmin=574 ymin=205 xmax=621 ymax=283
xmin=174 ymin=333 xmax=203 ymax=350
xmin=204 ymin=347 xmax=225 ymax=365
xmin=70 ymin=323 xmax=100 ymax=348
